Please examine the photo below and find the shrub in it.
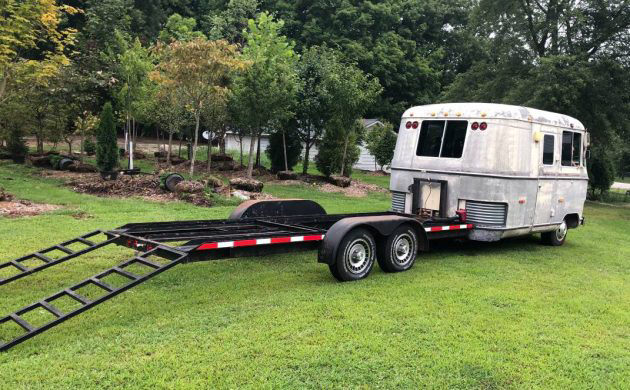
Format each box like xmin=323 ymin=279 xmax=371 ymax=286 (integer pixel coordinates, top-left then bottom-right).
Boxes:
xmin=96 ymin=103 xmax=118 ymax=173
xmin=365 ymin=122 xmax=397 ymax=170
xmin=83 ymin=139 xmax=96 ymax=156
xmin=266 ymin=128 xmax=302 ymax=173
xmin=588 ymin=151 xmax=615 ymax=199
xmin=7 ymin=128 xmax=28 ymax=163
xmin=315 ymin=130 xmax=360 ymax=177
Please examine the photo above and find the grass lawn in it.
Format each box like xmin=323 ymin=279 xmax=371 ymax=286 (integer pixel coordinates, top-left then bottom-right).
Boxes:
xmin=0 ymin=161 xmax=629 ymax=389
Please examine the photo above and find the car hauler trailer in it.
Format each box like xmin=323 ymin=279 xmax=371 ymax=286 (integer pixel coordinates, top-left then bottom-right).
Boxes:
xmin=0 ymin=103 xmax=587 ymax=351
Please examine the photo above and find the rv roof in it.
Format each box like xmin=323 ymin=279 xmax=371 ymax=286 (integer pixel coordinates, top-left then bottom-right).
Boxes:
xmin=403 ymin=103 xmax=585 ymax=131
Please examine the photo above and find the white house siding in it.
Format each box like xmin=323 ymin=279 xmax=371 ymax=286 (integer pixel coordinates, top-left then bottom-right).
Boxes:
xmin=223 ymin=119 xmax=386 ymax=172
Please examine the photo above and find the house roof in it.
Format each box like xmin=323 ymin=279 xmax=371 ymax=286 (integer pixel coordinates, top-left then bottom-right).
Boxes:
xmin=362 ymin=119 xmax=383 ymax=128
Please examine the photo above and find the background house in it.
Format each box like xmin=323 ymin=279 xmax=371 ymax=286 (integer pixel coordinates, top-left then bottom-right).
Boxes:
xmin=224 ymin=119 xmax=385 ymax=172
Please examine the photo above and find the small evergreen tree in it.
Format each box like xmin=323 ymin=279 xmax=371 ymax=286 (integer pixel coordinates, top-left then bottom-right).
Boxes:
xmin=7 ymin=128 xmax=28 ymax=163
xmin=315 ymin=123 xmax=362 ymax=177
xmin=266 ymin=123 xmax=302 ymax=173
xmin=365 ymin=122 xmax=397 ymax=171
xmin=588 ymin=151 xmax=615 ymax=199
xmin=96 ymin=102 xmax=119 ymax=173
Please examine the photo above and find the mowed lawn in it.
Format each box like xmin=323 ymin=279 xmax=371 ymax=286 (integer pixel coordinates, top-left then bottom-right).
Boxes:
xmin=0 ymin=161 xmax=629 ymax=389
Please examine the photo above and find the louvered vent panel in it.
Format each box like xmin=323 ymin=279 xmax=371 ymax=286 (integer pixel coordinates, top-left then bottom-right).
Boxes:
xmin=466 ymin=200 xmax=507 ymax=227
xmin=391 ymin=192 xmax=406 ymax=213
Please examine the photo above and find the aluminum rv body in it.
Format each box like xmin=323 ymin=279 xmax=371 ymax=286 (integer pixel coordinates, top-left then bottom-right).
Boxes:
xmin=390 ymin=103 xmax=589 ymax=241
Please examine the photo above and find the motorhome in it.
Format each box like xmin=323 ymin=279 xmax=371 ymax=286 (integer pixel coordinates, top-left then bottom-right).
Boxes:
xmin=390 ymin=102 xmax=589 ymax=245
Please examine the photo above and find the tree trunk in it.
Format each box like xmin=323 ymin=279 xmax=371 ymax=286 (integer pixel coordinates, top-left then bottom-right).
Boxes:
xmin=247 ymin=133 xmax=257 ymax=178
xmin=167 ymin=131 xmax=173 ymax=165
xmin=239 ymin=135 xmax=243 ymax=167
xmin=67 ymin=140 xmax=72 ymax=155
xmin=189 ymin=113 xmax=200 ymax=178
xmin=207 ymin=130 xmax=212 ymax=173
xmin=282 ymin=130 xmax=288 ymax=172
xmin=340 ymin=135 xmax=349 ymax=177
xmin=255 ymin=135 xmax=261 ymax=168
xmin=178 ymin=135 xmax=183 ymax=157
xmin=80 ymin=133 xmax=85 ymax=162
xmin=303 ymin=138 xmax=311 ymax=175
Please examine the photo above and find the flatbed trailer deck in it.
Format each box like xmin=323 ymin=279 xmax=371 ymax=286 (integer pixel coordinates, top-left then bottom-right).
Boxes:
xmin=0 ymin=200 xmax=472 ymax=351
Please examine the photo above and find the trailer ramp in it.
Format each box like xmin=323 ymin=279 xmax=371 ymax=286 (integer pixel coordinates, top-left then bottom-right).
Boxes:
xmin=0 ymin=230 xmax=120 ymax=286
xmin=0 ymin=241 xmax=187 ymax=352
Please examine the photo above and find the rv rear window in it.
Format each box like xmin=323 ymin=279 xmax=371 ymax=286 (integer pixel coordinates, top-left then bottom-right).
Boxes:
xmin=561 ymin=131 xmax=582 ymax=166
xmin=416 ymin=120 xmax=467 ymax=158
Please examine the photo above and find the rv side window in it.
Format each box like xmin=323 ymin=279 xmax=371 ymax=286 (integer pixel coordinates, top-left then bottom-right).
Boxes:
xmin=416 ymin=120 xmax=467 ymax=158
xmin=561 ymin=131 xmax=582 ymax=166
xmin=543 ymin=135 xmax=554 ymax=165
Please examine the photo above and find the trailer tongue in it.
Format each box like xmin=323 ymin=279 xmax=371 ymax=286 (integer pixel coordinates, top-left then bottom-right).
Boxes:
xmin=1 ymin=200 xmax=472 ymax=352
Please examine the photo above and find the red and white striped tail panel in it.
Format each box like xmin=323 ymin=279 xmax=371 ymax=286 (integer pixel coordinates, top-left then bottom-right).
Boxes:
xmin=424 ymin=224 xmax=473 ymax=233
xmin=197 ymin=234 xmax=326 ymax=251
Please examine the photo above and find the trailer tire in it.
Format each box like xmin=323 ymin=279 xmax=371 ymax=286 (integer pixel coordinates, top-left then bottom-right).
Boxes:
xmin=541 ymin=221 xmax=567 ymax=246
xmin=330 ymin=228 xmax=376 ymax=282
xmin=377 ymin=224 xmax=418 ymax=273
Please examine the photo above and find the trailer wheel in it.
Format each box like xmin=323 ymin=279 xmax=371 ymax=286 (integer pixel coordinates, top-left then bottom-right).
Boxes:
xmin=377 ymin=224 xmax=418 ymax=272
xmin=330 ymin=228 xmax=376 ymax=281
xmin=541 ymin=221 xmax=567 ymax=246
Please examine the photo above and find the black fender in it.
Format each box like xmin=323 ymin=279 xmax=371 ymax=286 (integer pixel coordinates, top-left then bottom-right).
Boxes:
xmin=229 ymin=199 xmax=327 ymax=219
xmin=317 ymin=215 xmax=429 ymax=265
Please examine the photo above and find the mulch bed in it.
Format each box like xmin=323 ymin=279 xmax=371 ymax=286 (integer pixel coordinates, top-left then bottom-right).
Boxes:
xmin=0 ymin=187 xmax=61 ymax=218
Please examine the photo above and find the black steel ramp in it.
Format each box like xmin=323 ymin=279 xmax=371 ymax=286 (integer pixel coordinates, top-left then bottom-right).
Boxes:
xmin=0 ymin=230 xmax=120 ymax=286
xmin=0 ymin=244 xmax=188 ymax=352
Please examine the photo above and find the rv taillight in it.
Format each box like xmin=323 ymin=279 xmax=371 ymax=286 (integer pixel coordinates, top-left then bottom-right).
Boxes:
xmin=412 ymin=121 xmax=419 ymax=129
xmin=405 ymin=121 xmax=412 ymax=129
xmin=471 ymin=122 xmax=479 ymax=130
xmin=480 ymin=122 xmax=488 ymax=131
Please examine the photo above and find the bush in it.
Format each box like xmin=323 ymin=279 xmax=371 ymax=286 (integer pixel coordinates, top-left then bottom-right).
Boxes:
xmin=96 ymin=103 xmax=118 ymax=173
xmin=365 ymin=122 xmax=397 ymax=170
xmin=83 ymin=139 xmax=96 ymax=156
xmin=266 ymin=128 xmax=302 ymax=173
xmin=315 ymin=130 xmax=360 ymax=177
xmin=588 ymin=151 xmax=615 ymax=199
xmin=7 ymin=128 xmax=28 ymax=163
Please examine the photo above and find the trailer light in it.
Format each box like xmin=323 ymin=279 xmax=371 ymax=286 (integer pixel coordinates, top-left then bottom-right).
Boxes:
xmin=480 ymin=122 xmax=488 ymax=131
xmin=456 ymin=209 xmax=467 ymax=222
xmin=412 ymin=121 xmax=419 ymax=129
xmin=405 ymin=121 xmax=412 ymax=129
xmin=471 ymin=122 xmax=479 ymax=130
xmin=444 ymin=112 xmax=449 ymax=117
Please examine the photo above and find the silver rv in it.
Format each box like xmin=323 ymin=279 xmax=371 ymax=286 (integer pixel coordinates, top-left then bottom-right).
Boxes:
xmin=390 ymin=103 xmax=589 ymax=245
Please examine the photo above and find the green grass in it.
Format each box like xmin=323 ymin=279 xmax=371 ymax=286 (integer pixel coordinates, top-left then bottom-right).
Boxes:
xmin=0 ymin=161 xmax=629 ymax=389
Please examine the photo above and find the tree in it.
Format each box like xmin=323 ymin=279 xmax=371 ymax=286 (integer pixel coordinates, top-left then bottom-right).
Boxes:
xmin=315 ymin=121 xmax=363 ymax=178
xmin=158 ymin=13 xmax=205 ymax=43
xmin=7 ymin=127 xmax=28 ymax=163
xmin=96 ymin=102 xmax=119 ymax=173
xmin=588 ymin=151 xmax=616 ymax=199
xmin=0 ymin=1 xmax=80 ymax=103
xmin=230 ymin=12 xmax=299 ymax=178
xmin=150 ymin=81 xmax=190 ymax=165
xmin=74 ymin=112 xmax=98 ymax=161
xmin=295 ymin=46 xmax=335 ymax=174
xmin=204 ymin=0 xmax=259 ymax=45
xmin=321 ymin=58 xmax=381 ymax=177
xmin=365 ymin=122 xmax=397 ymax=171
xmin=154 ymin=38 xmax=244 ymax=177
xmin=266 ymin=120 xmax=302 ymax=173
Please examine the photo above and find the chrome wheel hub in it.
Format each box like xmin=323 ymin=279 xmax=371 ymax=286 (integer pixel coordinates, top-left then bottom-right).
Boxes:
xmin=346 ymin=239 xmax=371 ymax=274
xmin=393 ymin=233 xmax=413 ymax=265
xmin=556 ymin=221 xmax=568 ymax=241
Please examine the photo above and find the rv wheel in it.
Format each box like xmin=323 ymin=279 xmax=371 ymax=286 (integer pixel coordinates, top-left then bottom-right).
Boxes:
xmin=377 ymin=224 xmax=418 ymax=272
xmin=541 ymin=221 xmax=567 ymax=246
xmin=330 ymin=228 xmax=376 ymax=282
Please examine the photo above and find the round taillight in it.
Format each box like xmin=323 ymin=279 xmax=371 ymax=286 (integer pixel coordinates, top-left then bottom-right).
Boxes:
xmin=480 ymin=122 xmax=488 ymax=131
xmin=471 ymin=122 xmax=479 ymax=130
xmin=405 ymin=121 xmax=412 ymax=129
xmin=412 ymin=121 xmax=419 ymax=129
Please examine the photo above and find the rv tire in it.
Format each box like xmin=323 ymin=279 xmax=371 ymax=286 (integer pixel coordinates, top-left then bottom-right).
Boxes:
xmin=541 ymin=221 xmax=567 ymax=246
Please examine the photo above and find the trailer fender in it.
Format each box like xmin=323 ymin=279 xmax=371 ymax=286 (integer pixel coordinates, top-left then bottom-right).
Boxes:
xmin=229 ymin=199 xmax=327 ymax=219
xmin=317 ymin=216 xmax=429 ymax=265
